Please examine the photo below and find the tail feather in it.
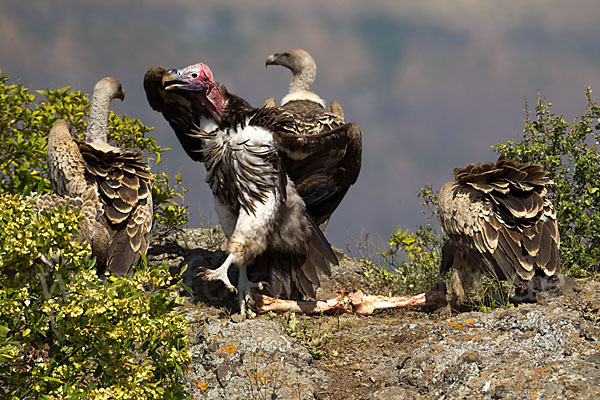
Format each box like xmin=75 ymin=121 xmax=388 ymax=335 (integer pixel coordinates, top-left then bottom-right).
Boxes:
xmin=248 ymin=213 xmax=336 ymax=300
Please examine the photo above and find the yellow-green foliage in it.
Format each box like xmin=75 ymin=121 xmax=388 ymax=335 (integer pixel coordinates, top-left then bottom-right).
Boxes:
xmin=0 ymin=192 xmax=190 ymax=399
xmin=0 ymin=69 xmax=189 ymax=235
xmin=494 ymin=89 xmax=600 ymax=277
xmin=364 ymin=186 xmax=443 ymax=296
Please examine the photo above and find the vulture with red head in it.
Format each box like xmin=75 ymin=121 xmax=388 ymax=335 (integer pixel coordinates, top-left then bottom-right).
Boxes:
xmin=144 ymin=62 xmax=361 ymax=314
xmin=44 ymin=77 xmax=153 ymax=275
xmin=438 ymin=156 xmax=560 ymax=304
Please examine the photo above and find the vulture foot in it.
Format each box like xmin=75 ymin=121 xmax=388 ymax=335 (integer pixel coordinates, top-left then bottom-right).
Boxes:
xmin=199 ymin=253 xmax=237 ymax=293
xmin=237 ymin=265 xmax=266 ymax=317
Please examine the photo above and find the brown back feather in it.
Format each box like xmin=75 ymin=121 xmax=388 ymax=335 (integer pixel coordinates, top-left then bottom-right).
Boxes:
xmin=440 ymin=156 xmax=560 ymax=290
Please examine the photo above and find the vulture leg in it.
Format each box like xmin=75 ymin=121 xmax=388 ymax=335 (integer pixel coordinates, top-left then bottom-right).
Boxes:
xmin=237 ymin=264 xmax=265 ymax=316
xmin=199 ymin=253 xmax=237 ymax=293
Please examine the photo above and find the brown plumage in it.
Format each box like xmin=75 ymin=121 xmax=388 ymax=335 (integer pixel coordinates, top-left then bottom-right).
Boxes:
xmin=144 ymin=64 xmax=361 ymax=230
xmin=46 ymin=78 xmax=153 ymax=275
xmin=144 ymin=62 xmax=359 ymax=313
xmin=264 ymin=49 xmax=361 ymax=230
xmin=438 ymin=156 xmax=560 ymax=303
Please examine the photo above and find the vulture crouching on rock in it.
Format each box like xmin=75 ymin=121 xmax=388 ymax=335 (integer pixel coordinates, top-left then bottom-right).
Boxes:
xmin=438 ymin=156 xmax=560 ymax=306
xmin=144 ymin=62 xmax=362 ymax=314
xmin=44 ymin=77 xmax=153 ymax=275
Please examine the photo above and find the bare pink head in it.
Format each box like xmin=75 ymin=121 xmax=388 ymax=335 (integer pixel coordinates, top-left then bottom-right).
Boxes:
xmin=162 ymin=62 xmax=226 ymax=120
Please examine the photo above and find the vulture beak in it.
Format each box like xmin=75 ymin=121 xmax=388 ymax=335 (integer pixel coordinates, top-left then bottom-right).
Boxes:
xmin=265 ymin=53 xmax=279 ymax=67
xmin=162 ymin=69 xmax=189 ymax=90
xmin=116 ymin=86 xmax=125 ymax=101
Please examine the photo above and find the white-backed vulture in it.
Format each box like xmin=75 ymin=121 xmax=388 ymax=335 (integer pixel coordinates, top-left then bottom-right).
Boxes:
xmin=45 ymin=77 xmax=153 ymax=275
xmin=144 ymin=62 xmax=361 ymax=314
xmin=438 ymin=156 xmax=560 ymax=304
xmin=264 ymin=48 xmax=360 ymax=231
xmin=264 ymin=48 xmax=344 ymax=119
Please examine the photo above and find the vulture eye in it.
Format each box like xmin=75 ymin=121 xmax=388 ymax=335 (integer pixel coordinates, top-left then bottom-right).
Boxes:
xmin=191 ymin=73 xmax=199 ymax=79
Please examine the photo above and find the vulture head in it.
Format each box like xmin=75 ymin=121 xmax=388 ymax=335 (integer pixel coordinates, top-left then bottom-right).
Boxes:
xmin=161 ymin=63 xmax=226 ymax=121
xmin=265 ymin=49 xmax=317 ymax=94
xmin=265 ymin=48 xmax=316 ymax=87
xmin=265 ymin=48 xmax=323 ymax=107
xmin=86 ymin=77 xmax=125 ymax=147
xmin=94 ymin=77 xmax=125 ymax=101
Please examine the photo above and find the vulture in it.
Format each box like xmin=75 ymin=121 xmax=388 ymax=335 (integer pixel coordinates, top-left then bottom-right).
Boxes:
xmin=438 ymin=156 xmax=560 ymax=305
xmin=144 ymin=62 xmax=361 ymax=314
xmin=264 ymin=48 xmax=360 ymax=231
xmin=45 ymin=77 xmax=153 ymax=275
xmin=264 ymin=48 xmax=344 ymax=118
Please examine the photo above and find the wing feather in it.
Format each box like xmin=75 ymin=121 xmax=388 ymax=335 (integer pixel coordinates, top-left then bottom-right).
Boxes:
xmin=439 ymin=156 xmax=560 ymax=293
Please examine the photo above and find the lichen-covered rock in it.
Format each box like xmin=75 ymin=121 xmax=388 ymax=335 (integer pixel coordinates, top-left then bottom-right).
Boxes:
xmin=184 ymin=318 xmax=330 ymax=399
xmin=149 ymin=228 xmax=600 ymax=399
xmin=392 ymin=292 xmax=600 ymax=399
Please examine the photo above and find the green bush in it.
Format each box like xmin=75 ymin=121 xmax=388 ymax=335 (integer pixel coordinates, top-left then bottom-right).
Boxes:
xmin=494 ymin=89 xmax=600 ymax=278
xmin=363 ymin=186 xmax=443 ymax=296
xmin=0 ymin=69 xmax=189 ymax=235
xmin=0 ymin=192 xmax=190 ymax=399
xmin=0 ymin=71 xmax=192 ymax=398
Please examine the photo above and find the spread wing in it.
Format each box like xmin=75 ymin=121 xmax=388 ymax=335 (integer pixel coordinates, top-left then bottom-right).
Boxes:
xmin=281 ymin=99 xmax=345 ymax=135
xmin=78 ymin=142 xmax=153 ymax=275
xmin=438 ymin=156 xmax=560 ymax=288
xmin=273 ymin=120 xmax=362 ymax=226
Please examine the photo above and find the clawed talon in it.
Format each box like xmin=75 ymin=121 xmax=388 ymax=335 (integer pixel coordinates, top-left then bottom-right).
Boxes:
xmin=198 ymin=253 xmax=237 ymax=293
xmin=198 ymin=267 xmax=237 ymax=293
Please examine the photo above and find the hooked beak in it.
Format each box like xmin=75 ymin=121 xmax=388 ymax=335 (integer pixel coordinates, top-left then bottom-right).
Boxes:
xmin=116 ymin=87 xmax=125 ymax=101
xmin=162 ymin=69 xmax=190 ymax=90
xmin=265 ymin=53 xmax=279 ymax=67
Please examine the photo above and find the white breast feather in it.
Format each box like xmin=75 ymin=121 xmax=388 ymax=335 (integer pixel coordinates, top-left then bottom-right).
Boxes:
xmin=200 ymin=118 xmax=219 ymax=132
xmin=282 ymin=91 xmax=326 ymax=108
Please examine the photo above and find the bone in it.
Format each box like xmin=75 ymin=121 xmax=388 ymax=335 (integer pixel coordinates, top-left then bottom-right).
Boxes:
xmin=251 ymin=283 xmax=447 ymax=315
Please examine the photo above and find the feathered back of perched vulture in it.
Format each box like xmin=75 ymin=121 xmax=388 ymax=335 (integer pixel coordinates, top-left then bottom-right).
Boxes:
xmin=86 ymin=77 xmax=125 ymax=147
xmin=46 ymin=77 xmax=152 ymax=275
xmin=78 ymin=142 xmax=154 ymax=274
xmin=47 ymin=120 xmax=88 ymax=198
xmin=438 ymin=156 xmax=560 ymax=296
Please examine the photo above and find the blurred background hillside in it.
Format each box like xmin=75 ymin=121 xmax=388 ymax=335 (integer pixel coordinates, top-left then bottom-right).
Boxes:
xmin=2 ymin=0 xmax=600 ymax=249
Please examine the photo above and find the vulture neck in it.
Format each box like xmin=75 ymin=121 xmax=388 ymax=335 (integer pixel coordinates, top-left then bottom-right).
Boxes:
xmin=86 ymin=90 xmax=112 ymax=144
xmin=203 ymin=84 xmax=228 ymax=122
xmin=289 ymin=61 xmax=316 ymax=93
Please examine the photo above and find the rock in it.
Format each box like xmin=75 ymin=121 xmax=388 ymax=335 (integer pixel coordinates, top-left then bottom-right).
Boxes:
xmin=183 ymin=318 xmax=330 ymax=399
xmin=149 ymin=228 xmax=600 ymax=399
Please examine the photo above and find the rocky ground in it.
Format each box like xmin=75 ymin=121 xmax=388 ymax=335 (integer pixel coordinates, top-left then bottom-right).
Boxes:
xmin=148 ymin=229 xmax=600 ymax=400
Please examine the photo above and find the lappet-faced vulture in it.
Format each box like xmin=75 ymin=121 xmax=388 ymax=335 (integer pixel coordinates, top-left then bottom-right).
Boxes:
xmin=144 ymin=62 xmax=362 ymax=314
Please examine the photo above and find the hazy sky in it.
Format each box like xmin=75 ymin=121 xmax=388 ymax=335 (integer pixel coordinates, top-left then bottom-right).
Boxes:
xmin=2 ymin=0 xmax=600 ymax=251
